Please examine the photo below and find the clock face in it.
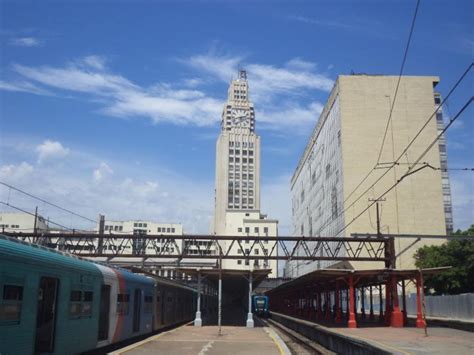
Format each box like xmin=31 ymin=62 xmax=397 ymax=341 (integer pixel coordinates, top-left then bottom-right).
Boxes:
xmin=231 ymin=109 xmax=250 ymax=126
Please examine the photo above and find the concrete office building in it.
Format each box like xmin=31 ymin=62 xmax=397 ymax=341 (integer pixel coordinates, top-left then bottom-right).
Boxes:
xmin=288 ymin=75 xmax=451 ymax=277
xmin=213 ymin=70 xmax=278 ymax=276
xmin=0 ymin=212 xmax=49 ymax=233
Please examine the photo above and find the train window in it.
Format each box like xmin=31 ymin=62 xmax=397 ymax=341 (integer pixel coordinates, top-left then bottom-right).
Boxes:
xmin=3 ymin=285 xmax=23 ymax=300
xmin=70 ymin=290 xmax=82 ymax=302
xmin=117 ymin=293 xmax=130 ymax=315
xmin=69 ymin=290 xmax=82 ymax=318
xmin=144 ymin=295 xmax=153 ymax=313
xmin=0 ymin=285 xmax=23 ymax=322
xmin=82 ymin=291 xmax=93 ymax=316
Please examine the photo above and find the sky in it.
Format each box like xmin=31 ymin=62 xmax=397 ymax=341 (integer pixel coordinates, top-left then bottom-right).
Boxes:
xmin=0 ymin=0 xmax=472 ymax=235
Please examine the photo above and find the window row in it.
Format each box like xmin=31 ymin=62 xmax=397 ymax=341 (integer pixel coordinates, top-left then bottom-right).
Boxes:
xmin=133 ymin=222 xmax=147 ymax=228
xmin=0 ymin=224 xmax=20 ymax=229
xmin=228 ymin=149 xmax=254 ymax=156
xmin=236 ymin=259 xmax=269 ymax=266
xmin=228 ymin=173 xmax=254 ymax=180
xmin=228 ymin=204 xmax=254 ymax=209
xmin=229 ymin=141 xmax=254 ymax=148
xmin=229 ymin=157 xmax=255 ymax=164
xmin=229 ymin=181 xmax=254 ymax=188
xmin=157 ymin=227 xmax=176 ymax=233
xmin=229 ymin=165 xmax=254 ymax=172
xmin=237 ymin=248 xmax=269 ymax=255
xmin=228 ymin=197 xmax=254 ymax=204
xmin=228 ymin=188 xmax=254 ymax=196
xmin=106 ymin=225 xmax=123 ymax=231
xmin=238 ymin=227 xmax=269 ymax=234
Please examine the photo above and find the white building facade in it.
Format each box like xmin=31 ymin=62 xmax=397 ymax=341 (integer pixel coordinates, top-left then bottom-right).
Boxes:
xmin=288 ymin=75 xmax=451 ymax=278
xmin=0 ymin=212 xmax=49 ymax=233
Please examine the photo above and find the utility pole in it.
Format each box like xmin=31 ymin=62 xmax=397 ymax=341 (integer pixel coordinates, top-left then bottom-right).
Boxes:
xmin=369 ymin=198 xmax=395 ymax=268
xmin=98 ymin=214 xmax=105 ymax=254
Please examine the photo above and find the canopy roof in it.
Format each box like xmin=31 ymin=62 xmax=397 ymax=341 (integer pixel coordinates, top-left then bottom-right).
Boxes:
xmin=266 ymin=267 xmax=451 ymax=295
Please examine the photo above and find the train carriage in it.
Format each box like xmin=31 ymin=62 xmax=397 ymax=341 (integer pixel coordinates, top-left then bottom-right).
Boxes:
xmin=0 ymin=235 xmax=197 ymax=355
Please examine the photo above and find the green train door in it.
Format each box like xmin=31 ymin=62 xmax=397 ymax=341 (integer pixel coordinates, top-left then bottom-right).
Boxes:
xmin=35 ymin=277 xmax=59 ymax=353
xmin=133 ymin=289 xmax=141 ymax=332
xmin=98 ymin=285 xmax=111 ymax=341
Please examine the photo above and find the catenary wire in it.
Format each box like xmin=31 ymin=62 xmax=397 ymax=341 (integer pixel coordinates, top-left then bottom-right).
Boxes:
xmin=0 ymin=181 xmax=97 ymax=224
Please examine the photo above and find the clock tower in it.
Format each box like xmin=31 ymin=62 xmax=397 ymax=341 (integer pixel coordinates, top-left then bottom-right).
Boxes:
xmin=213 ymin=70 xmax=261 ymax=234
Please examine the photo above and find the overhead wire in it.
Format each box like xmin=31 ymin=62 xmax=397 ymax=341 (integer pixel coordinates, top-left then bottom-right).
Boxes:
xmin=335 ymin=95 xmax=472 ymax=238
xmin=0 ymin=181 xmax=97 ymax=224
xmin=375 ymin=0 xmax=421 ymax=166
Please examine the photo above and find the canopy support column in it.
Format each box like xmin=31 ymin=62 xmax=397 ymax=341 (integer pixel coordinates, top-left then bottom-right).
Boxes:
xmin=416 ymin=271 xmax=427 ymax=328
xmin=246 ymin=271 xmax=254 ymax=328
xmin=390 ymin=274 xmax=403 ymax=327
xmin=348 ymin=274 xmax=357 ymax=328
xmin=194 ymin=270 xmax=202 ymax=326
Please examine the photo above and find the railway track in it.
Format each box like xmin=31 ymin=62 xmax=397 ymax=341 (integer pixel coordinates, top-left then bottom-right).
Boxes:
xmin=256 ymin=317 xmax=335 ymax=355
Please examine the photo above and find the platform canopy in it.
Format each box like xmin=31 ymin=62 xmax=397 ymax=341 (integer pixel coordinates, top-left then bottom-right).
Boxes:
xmin=266 ymin=267 xmax=451 ymax=295
xmin=177 ymin=267 xmax=271 ymax=289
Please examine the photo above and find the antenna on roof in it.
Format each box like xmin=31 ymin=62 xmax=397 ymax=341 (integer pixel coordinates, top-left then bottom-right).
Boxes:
xmin=239 ymin=68 xmax=247 ymax=80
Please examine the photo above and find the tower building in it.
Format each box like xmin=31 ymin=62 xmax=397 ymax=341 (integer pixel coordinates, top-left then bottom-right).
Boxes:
xmin=213 ymin=70 xmax=278 ymax=276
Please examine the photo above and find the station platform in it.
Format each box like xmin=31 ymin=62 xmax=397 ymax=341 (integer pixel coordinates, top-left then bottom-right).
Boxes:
xmin=111 ymin=323 xmax=289 ymax=355
xmin=331 ymin=326 xmax=474 ymax=355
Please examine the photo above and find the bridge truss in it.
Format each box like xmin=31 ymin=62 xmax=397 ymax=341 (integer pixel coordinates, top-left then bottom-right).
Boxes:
xmin=3 ymin=232 xmax=394 ymax=266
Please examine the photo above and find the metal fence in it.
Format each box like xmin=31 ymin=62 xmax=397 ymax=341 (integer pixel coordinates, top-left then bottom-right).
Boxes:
xmin=404 ymin=293 xmax=474 ymax=321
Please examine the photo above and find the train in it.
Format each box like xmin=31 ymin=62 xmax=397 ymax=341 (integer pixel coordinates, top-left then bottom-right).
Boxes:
xmin=0 ymin=235 xmax=198 ymax=355
xmin=252 ymin=295 xmax=269 ymax=317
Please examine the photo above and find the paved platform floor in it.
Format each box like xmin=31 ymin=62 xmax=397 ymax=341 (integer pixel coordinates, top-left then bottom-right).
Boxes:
xmin=113 ymin=324 xmax=285 ymax=355
xmin=331 ymin=326 xmax=474 ymax=355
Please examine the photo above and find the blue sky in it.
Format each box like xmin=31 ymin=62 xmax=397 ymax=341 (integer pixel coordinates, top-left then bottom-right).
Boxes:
xmin=0 ymin=0 xmax=472 ymax=234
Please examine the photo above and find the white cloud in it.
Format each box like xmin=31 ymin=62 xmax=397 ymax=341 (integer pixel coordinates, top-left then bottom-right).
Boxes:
xmin=3 ymin=53 xmax=332 ymax=131
xmin=0 ymin=162 xmax=34 ymax=181
xmin=36 ymin=140 xmax=69 ymax=163
xmin=93 ymin=162 xmax=114 ymax=182
xmin=81 ymin=55 xmax=107 ymax=70
xmin=10 ymin=37 xmax=42 ymax=47
xmin=287 ymin=15 xmax=355 ymax=30
xmin=0 ymin=137 xmax=214 ymax=233
xmin=185 ymin=53 xmax=334 ymax=100
xmin=0 ymin=80 xmax=52 ymax=95
xmin=8 ymin=58 xmax=222 ymax=127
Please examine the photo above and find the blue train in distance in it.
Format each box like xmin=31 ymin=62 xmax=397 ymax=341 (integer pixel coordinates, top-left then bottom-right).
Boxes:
xmin=252 ymin=295 xmax=269 ymax=317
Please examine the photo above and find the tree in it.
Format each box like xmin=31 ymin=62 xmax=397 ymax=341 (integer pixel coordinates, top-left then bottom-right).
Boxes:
xmin=414 ymin=225 xmax=474 ymax=295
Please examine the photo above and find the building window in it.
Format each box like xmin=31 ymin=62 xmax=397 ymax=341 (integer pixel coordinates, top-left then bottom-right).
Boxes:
xmin=237 ymin=260 xmax=242 ymax=265
xmin=434 ymin=96 xmax=441 ymax=104
xmin=326 ymin=163 xmax=331 ymax=179
xmin=245 ymin=259 xmax=249 ymax=265
xmin=249 ymin=150 xmax=254 ymax=156
xmin=229 ymin=149 xmax=234 ymax=155
xmin=243 ymin=158 xmax=247 ymax=163
xmin=171 ymin=228 xmax=175 ymax=233
xmin=254 ymin=227 xmax=259 ymax=233
xmin=331 ymin=186 xmax=338 ymax=219
xmin=238 ymin=227 xmax=242 ymax=232
xmin=249 ymin=158 xmax=254 ymax=164
xmin=249 ymin=174 xmax=253 ymax=180
xmin=255 ymin=249 xmax=259 ymax=255
xmin=264 ymin=227 xmax=268 ymax=234
xmin=245 ymin=227 xmax=250 ymax=233
xmin=235 ymin=157 xmax=240 ymax=163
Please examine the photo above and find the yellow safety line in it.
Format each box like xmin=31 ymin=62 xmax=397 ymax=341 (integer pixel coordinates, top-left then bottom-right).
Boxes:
xmin=110 ymin=321 xmax=193 ymax=354
xmin=266 ymin=329 xmax=285 ymax=355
